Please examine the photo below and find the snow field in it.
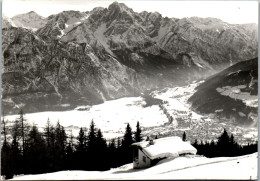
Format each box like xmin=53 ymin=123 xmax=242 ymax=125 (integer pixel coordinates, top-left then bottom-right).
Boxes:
xmin=5 ymin=97 xmax=168 ymax=139
xmin=11 ymin=153 xmax=257 ymax=180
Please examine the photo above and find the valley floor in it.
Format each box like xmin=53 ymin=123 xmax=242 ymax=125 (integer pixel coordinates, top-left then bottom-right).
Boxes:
xmin=11 ymin=152 xmax=257 ymax=180
xmin=5 ymin=81 xmax=257 ymax=144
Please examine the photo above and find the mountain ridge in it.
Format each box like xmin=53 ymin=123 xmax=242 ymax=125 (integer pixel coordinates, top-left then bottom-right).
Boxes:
xmin=2 ymin=2 xmax=258 ymax=114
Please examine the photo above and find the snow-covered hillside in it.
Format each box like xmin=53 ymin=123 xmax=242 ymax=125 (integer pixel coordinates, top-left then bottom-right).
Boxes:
xmin=11 ymin=153 xmax=257 ymax=180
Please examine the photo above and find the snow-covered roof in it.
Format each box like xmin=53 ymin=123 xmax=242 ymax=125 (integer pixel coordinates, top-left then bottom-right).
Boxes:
xmin=132 ymin=136 xmax=197 ymax=160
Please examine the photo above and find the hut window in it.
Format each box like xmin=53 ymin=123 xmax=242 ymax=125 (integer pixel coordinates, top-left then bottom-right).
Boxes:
xmin=143 ymin=156 xmax=146 ymax=163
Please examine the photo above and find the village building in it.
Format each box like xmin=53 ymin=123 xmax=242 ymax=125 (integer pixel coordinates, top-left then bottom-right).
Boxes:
xmin=131 ymin=136 xmax=197 ymax=169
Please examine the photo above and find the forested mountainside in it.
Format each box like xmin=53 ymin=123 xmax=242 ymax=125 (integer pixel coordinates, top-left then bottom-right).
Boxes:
xmin=189 ymin=58 xmax=258 ymax=125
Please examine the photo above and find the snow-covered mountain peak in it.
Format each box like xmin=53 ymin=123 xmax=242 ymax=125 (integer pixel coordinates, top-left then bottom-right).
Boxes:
xmin=108 ymin=1 xmax=132 ymax=12
xmin=11 ymin=11 xmax=47 ymax=30
xmin=12 ymin=11 xmax=43 ymax=19
xmin=106 ymin=1 xmax=135 ymax=22
xmin=27 ymin=11 xmax=39 ymax=16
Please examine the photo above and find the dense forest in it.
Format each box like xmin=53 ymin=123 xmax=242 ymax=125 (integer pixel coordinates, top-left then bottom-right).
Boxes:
xmin=1 ymin=110 xmax=142 ymax=179
xmin=1 ymin=110 xmax=257 ymax=179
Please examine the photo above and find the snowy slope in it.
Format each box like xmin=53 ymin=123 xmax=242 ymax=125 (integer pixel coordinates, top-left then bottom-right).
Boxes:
xmin=11 ymin=153 xmax=257 ymax=180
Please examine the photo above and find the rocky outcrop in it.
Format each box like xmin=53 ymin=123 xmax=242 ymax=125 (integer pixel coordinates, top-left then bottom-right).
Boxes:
xmin=37 ymin=11 xmax=88 ymax=39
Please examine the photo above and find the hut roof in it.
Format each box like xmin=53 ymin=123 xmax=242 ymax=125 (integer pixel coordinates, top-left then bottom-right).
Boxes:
xmin=132 ymin=136 xmax=197 ymax=160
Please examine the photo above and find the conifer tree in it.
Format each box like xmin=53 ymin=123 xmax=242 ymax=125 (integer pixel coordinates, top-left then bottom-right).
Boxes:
xmin=65 ymin=130 xmax=74 ymax=170
xmin=122 ymin=123 xmax=133 ymax=147
xmin=108 ymin=139 xmax=117 ymax=168
xmin=44 ymin=123 xmax=56 ymax=172
xmin=182 ymin=131 xmax=187 ymax=141
xmin=76 ymin=127 xmax=86 ymax=153
xmin=95 ymin=129 xmax=108 ymax=170
xmin=18 ymin=109 xmax=29 ymax=154
xmin=10 ymin=120 xmax=22 ymax=176
xmin=53 ymin=121 xmax=67 ymax=171
xmin=134 ymin=121 xmax=142 ymax=142
xmin=116 ymin=137 xmax=123 ymax=166
xmin=86 ymin=120 xmax=97 ymax=170
xmin=121 ymin=123 xmax=133 ymax=164
xmin=1 ymin=116 xmax=8 ymax=143
xmin=87 ymin=120 xmax=97 ymax=153
xmin=66 ymin=130 xmax=74 ymax=155
xmin=96 ymin=129 xmax=107 ymax=150
xmin=217 ymin=129 xmax=230 ymax=146
xmin=25 ymin=125 xmax=47 ymax=174
xmin=1 ymin=121 xmax=12 ymax=180
xmin=44 ymin=118 xmax=51 ymax=148
xmin=217 ymin=128 xmax=230 ymax=156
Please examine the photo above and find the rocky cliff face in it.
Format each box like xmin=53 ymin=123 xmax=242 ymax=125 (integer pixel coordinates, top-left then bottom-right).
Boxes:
xmin=2 ymin=2 xmax=258 ymax=114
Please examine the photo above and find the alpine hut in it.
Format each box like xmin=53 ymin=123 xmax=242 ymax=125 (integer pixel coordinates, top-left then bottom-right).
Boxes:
xmin=131 ymin=136 xmax=197 ymax=169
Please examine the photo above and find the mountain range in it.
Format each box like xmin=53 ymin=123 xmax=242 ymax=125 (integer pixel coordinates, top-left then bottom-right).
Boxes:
xmin=2 ymin=1 xmax=258 ymax=115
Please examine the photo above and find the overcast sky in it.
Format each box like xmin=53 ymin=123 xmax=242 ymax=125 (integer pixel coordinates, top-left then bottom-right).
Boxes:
xmin=2 ymin=0 xmax=258 ymax=24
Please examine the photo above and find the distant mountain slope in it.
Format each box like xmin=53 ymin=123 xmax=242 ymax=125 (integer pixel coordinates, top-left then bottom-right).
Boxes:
xmin=2 ymin=2 xmax=258 ymax=114
xmin=188 ymin=58 xmax=258 ymax=125
xmin=2 ymin=27 xmax=152 ymax=114
xmin=11 ymin=11 xmax=47 ymax=31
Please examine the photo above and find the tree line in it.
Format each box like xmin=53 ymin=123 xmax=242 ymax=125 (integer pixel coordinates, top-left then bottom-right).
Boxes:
xmin=188 ymin=129 xmax=257 ymax=158
xmin=1 ymin=110 xmax=143 ymax=179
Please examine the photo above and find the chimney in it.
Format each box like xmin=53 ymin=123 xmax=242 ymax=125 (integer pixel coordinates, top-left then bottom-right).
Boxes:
xmin=149 ymin=140 xmax=154 ymax=145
